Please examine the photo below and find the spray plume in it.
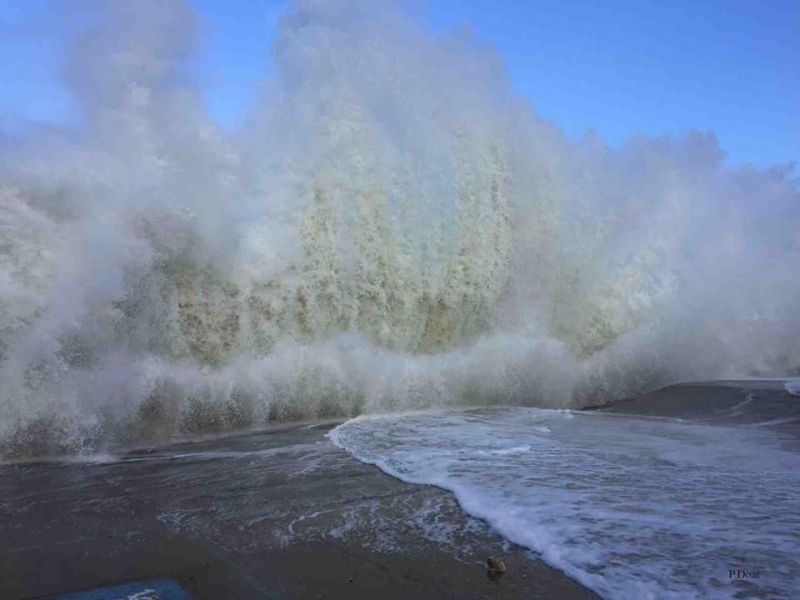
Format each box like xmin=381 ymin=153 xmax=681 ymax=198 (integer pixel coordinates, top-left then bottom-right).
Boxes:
xmin=1 ymin=0 xmax=798 ymax=457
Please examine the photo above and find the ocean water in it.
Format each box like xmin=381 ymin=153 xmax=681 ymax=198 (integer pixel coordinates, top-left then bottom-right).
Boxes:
xmin=330 ymin=400 xmax=800 ymax=599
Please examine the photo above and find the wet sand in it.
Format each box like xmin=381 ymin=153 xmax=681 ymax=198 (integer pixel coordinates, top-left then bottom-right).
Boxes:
xmin=0 ymin=422 xmax=599 ymax=599
xmin=598 ymin=379 xmax=800 ymax=442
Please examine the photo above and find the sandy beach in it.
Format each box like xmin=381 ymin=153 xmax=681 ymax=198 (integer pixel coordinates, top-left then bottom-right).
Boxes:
xmin=1 ymin=421 xmax=599 ymax=599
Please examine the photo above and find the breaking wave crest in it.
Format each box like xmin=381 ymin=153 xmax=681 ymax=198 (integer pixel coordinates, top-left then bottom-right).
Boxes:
xmin=1 ymin=0 xmax=798 ymax=457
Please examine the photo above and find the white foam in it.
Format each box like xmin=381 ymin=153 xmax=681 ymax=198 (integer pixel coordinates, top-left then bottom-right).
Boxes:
xmin=785 ymin=380 xmax=800 ymax=396
xmin=329 ymin=408 xmax=800 ymax=599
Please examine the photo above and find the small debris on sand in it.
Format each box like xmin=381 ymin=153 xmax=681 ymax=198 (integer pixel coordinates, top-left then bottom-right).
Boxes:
xmin=125 ymin=590 xmax=160 ymax=600
xmin=487 ymin=557 xmax=507 ymax=578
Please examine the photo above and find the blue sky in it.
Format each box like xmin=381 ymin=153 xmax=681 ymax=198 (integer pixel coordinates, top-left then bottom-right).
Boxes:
xmin=1 ymin=0 xmax=797 ymax=168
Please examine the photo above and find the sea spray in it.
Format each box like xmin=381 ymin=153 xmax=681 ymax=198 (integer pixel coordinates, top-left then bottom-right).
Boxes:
xmin=1 ymin=0 xmax=798 ymax=457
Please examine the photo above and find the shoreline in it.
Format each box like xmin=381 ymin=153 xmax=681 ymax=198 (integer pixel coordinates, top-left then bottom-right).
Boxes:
xmin=1 ymin=420 xmax=599 ymax=599
xmin=7 ymin=377 xmax=795 ymax=467
xmin=3 ymin=379 xmax=795 ymax=598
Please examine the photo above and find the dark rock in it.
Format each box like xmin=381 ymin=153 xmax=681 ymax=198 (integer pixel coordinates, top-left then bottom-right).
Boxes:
xmin=487 ymin=557 xmax=507 ymax=578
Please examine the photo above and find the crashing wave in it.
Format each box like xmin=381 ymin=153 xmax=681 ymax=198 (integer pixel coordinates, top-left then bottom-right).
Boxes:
xmin=1 ymin=0 xmax=798 ymax=457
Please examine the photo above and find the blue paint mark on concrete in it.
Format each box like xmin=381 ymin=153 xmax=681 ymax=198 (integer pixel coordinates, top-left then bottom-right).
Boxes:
xmin=57 ymin=577 xmax=190 ymax=600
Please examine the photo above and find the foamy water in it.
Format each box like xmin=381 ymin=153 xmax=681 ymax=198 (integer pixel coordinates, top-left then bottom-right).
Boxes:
xmin=330 ymin=407 xmax=800 ymax=599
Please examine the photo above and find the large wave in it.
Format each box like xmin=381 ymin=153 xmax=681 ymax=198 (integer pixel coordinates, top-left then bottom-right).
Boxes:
xmin=1 ymin=0 xmax=798 ymax=457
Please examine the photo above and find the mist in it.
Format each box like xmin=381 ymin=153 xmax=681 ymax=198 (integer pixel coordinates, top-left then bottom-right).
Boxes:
xmin=1 ymin=0 xmax=798 ymax=458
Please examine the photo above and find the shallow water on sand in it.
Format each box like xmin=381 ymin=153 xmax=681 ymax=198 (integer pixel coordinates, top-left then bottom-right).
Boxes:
xmin=330 ymin=392 xmax=800 ymax=599
xmin=3 ymin=421 xmax=596 ymax=600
